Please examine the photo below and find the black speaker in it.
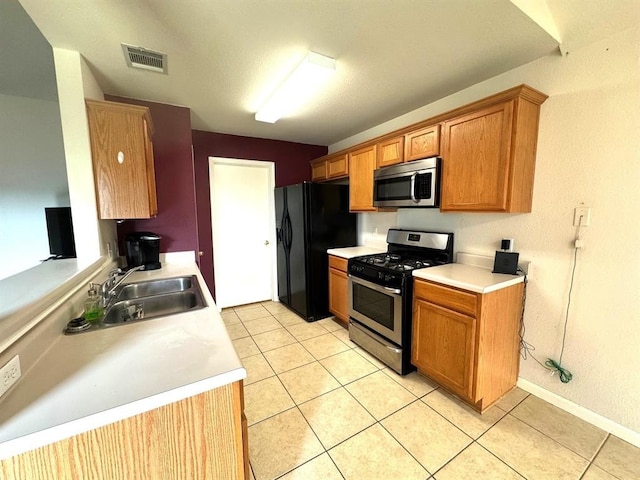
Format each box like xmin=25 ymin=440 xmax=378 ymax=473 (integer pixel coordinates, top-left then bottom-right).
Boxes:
xmin=493 ymin=251 xmax=519 ymax=275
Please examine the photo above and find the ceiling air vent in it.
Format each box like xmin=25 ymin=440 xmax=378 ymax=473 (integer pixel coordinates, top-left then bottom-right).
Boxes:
xmin=121 ymin=44 xmax=167 ymax=74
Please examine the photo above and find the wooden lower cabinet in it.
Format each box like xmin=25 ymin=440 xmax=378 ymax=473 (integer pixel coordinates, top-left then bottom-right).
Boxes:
xmin=0 ymin=381 xmax=248 ymax=480
xmin=328 ymin=255 xmax=349 ymax=323
xmin=412 ymin=279 xmax=524 ymax=412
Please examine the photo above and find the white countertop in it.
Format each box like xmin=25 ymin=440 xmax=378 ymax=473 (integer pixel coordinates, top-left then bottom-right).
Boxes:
xmin=327 ymin=245 xmax=386 ymax=259
xmin=413 ymin=262 xmax=524 ymax=293
xmin=0 ymin=262 xmax=246 ymax=460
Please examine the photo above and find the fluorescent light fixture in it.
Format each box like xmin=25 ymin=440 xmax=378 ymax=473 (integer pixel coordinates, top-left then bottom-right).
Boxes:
xmin=255 ymin=51 xmax=336 ymax=124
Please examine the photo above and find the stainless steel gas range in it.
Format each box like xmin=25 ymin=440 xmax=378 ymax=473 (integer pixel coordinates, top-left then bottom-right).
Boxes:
xmin=348 ymin=229 xmax=454 ymax=374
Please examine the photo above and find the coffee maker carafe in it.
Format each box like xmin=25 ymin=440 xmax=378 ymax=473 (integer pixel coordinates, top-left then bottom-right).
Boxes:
xmin=124 ymin=232 xmax=161 ymax=270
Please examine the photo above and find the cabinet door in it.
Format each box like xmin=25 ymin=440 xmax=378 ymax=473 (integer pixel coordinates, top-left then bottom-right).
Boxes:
xmin=412 ymin=298 xmax=476 ymax=400
xmin=311 ymin=159 xmax=328 ymax=181
xmin=348 ymin=145 xmax=377 ymax=212
xmin=142 ymin=119 xmax=158 ymax=216
xmin=86 ymin=100 xmax=156 ymax=219
xmin=328 ymin=266 xmax=349 ymax=322
xmin=328 ymin=154 xmax=348 ymax=178
xmin=377 ymin=137 xmax=404 ymax=167
xmin=440 ymin=101 xmax=514 ymax=211
xmin=405 ymin=125 xmax=440 ymax=162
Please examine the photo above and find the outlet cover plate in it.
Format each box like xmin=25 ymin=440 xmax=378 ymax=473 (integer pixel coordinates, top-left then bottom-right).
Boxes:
xmin=0 ymin=355 xmax=21 ymax=398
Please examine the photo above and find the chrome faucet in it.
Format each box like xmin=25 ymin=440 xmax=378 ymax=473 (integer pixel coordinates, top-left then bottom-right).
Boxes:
xmin=101 ymin=265 xmax=146 ymax=309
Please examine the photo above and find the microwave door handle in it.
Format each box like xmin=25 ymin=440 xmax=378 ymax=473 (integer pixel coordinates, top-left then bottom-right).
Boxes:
xmin=410 ymin=172 xmax=418 ymax=203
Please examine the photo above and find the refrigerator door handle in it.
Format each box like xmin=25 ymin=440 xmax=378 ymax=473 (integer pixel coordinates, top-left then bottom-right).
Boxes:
xmin=286 ymin=213 xmax=293 ymax=250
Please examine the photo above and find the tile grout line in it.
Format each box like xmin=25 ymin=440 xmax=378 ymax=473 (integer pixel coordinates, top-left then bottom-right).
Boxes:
xmin=508 ymin=406 xmax=608 ymax=463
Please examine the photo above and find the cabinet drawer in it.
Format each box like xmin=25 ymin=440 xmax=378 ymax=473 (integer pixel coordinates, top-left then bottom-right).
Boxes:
xmin=414 ymin=279 xmax=477 ymax=317
xmin=329 ymin=255 xmax=348 ymax=272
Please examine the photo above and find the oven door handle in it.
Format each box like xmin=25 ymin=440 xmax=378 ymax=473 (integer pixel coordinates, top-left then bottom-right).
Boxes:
xmin=349 ymin=275 xmax=402 ymax=296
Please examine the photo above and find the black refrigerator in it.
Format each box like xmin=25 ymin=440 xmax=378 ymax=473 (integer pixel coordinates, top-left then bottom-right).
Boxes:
xmin=275 ymin=182 xmax=357 ymax=322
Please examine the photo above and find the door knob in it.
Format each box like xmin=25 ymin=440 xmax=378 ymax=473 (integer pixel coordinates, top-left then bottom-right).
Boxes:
xmin=264 ymin=240 xmax=270 ymax=245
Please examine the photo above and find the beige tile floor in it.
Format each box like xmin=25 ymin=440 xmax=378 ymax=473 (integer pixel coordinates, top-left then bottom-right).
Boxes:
xmin=226 ymin=301 xmax=640 ymax=480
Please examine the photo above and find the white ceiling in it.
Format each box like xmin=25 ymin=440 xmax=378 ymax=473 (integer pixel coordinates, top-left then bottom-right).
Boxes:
xmin=17 ymin=0 xmax=640 ymax=146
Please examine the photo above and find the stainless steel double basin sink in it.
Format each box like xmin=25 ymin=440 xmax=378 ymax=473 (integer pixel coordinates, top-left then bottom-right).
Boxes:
xmin=104 ymin=275 xmax=206 ymax=327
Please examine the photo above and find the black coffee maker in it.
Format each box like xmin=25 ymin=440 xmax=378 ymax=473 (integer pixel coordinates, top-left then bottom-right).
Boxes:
xmin=124 ymin=232 xmax=162 ymax=270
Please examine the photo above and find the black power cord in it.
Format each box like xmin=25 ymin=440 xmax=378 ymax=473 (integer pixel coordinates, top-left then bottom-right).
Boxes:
xmin=518 ymin=247 xmax=576 ymax=384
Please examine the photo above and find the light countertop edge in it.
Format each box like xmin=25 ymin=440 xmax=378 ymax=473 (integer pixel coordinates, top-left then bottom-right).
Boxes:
xmin=327 ymin=245 xmax=386 ymax=259
xmin=412 ymin=263 xmax=524 ymax=293
xmin=0 ymin=259 xmax=246 ymax=461
xmin=0 ymin=367 xmax=245 ymax=461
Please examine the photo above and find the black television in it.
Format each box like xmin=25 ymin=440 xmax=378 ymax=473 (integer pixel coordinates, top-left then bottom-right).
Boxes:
xmin=45 ymin=207 xmax=76 ymax=258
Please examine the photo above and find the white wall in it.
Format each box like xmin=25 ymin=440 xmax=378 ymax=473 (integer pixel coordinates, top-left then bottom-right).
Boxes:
xmin=334 ymin=27 xmax=640 ymax=434
xmin=52 ymin=48 xmax=113 ymax=261
xmin=0 ymin=94 xmax=69 ymax=279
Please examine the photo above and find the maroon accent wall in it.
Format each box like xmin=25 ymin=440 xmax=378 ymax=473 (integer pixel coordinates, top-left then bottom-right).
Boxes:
xmin=105 ymin=96 xmax=199 ymax=260
xmin=192 ymin=130 xmax=327 ymax=296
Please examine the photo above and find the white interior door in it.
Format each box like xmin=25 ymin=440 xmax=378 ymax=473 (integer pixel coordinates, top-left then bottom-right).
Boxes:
xmin=210 ymin=158 xmax=275 ymax=309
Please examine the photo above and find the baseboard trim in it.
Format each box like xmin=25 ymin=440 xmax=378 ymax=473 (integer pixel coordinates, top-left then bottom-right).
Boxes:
xmin=517 ymin=378 xmax=640 ymax=448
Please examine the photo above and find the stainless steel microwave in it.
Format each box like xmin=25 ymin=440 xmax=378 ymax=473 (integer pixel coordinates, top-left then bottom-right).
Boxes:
xmin=373 ymin=156 xmax=440 ymax=207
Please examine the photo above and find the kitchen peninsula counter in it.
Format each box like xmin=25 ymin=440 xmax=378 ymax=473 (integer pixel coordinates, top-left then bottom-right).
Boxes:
xmin=0 ymin=261 xmax=246 ymax=462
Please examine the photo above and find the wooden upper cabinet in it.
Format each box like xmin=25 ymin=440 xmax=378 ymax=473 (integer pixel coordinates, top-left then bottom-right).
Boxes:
xmin=404 ymin=124 xmax=440 ymax=162
xmin=311 ymin=153 xmax=348 ymax=182
xmin=86 ymin=99 xmax=157 ymax=219
xmin=376 ymin=136 xmax=404 ymax=168
xmin=311 ymin=158 xmax=328 ymax=181
xmin=440 ymin=87 xmax=547 ymax=212
xmin=348 ymin=145 xmax=377 ymax=212
xmin=327 ymin=153 xmax=348 ymax=179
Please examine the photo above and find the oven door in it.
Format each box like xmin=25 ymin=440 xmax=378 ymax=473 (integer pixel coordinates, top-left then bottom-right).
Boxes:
xmin=348 ymin=275 xmax=403 ymax=345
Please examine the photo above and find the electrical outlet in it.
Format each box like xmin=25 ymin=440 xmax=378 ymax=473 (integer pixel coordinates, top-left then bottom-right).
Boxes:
xmin=0 ymin=355 xmax=21 ymax=398
xmin=573 ymin=207 xmax=591 ymax=226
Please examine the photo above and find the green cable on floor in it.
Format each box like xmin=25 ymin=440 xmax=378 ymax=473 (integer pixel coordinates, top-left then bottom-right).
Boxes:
xmin=544 ymin=358 xmax=573 ymax=383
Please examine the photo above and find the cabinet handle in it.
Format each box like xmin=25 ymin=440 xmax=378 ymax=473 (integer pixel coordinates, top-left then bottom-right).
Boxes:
xmin=117 ymin=151 xmax=125 ymax=164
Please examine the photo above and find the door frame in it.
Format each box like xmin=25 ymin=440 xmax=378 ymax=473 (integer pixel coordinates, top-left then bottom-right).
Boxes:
xmin=208 ymin=157 xmax=278 ymax=308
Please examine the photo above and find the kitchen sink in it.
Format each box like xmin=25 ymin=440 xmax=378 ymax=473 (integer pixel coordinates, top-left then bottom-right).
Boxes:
xmin=115 ymin=275 xmax=195 ymax=300
xmin=103 ymin=290 xmax=205 ymax=325
xmin=63 ymin=274 xmax=207 ymax=334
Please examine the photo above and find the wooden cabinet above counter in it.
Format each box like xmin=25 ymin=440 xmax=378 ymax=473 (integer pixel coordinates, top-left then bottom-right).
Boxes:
xmin=86 ymin=99 xmax=158 ymax=220
xmin=309 ymin=84 xmax=547 ymax=213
